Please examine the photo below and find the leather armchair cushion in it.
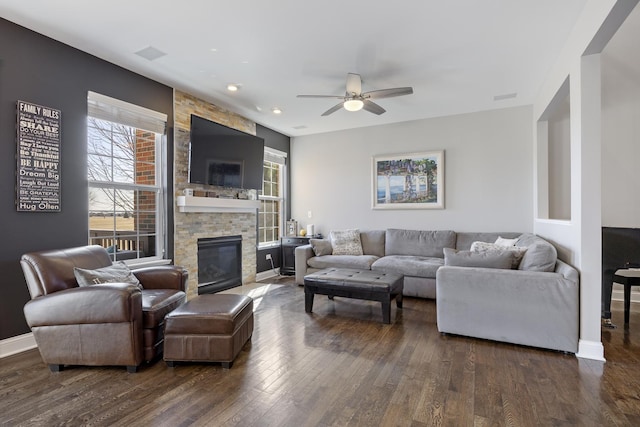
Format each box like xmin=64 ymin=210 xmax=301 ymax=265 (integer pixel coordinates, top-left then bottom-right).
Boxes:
xmin=24 ymin=283 xmax=142 ymax=327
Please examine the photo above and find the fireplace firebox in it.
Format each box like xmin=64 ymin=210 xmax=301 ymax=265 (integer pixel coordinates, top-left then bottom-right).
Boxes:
xmin=197 ymin=235 xmax=242 ymax=294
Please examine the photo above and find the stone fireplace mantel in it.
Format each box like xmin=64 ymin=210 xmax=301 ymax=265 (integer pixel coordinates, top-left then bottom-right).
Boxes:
xmin=176 ymin=195 xmax=260 ymax=213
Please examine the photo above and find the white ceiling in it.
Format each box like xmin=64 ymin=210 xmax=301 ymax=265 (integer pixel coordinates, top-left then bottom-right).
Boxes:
xmin=0 ymin=0 xmax=590 ymax=137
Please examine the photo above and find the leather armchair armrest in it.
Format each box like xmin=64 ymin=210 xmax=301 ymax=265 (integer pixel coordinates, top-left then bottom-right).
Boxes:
xmin=132 ymin=265 xmax=188 ymax=291
xmin=24 ymin=283 xmax=142 ymax=327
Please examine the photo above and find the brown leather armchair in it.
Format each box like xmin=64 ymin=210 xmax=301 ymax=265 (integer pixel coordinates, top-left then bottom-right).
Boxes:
xmin=21 ymin=245 xmax=188 ymax=372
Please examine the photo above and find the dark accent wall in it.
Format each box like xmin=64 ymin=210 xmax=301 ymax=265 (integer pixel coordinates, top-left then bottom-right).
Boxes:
xmin=0 ymin=18 xmax=174 ymax=340
xmin=255 ymin=124 xmax=291 ymax=273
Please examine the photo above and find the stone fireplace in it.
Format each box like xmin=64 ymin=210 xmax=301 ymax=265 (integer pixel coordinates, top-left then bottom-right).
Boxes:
xmin=173 ymin=91 xmax=258 ymax=299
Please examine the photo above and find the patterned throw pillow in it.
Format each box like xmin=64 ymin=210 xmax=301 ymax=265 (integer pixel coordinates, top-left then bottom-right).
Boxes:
xmin=329 ymin=229 xmax=364 ymax=256
xmin=470 ymin=241 xmax=527 ymax=269
xmin=73 ymin=261 xmax=142 ymax=289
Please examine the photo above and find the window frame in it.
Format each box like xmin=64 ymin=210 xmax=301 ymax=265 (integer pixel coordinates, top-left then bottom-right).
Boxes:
xmin=258 ymin=148 xmax=287 ymax=249
xmin=86 ymin=92 xmax=168 ymax=264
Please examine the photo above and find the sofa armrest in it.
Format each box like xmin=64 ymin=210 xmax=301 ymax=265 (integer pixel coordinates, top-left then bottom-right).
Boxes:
xmin=436 ymin=266 xmax=579 ymax=352
xmin=24 ymin=283 xmax=142 ymax=327
xmin=132 ymin=265 xmax=188 ymax=291
xmin=295 ymin=244 xmax=314 ymax=285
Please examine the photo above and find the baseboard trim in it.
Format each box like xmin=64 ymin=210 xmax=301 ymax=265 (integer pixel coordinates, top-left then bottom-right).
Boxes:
xmin=576 ymin=339 xmax=605 ymax=361
xmin=256 ymin=268 xmax=280 ymax=282
xmin=0 ymin=333 xmax=37 ymax=358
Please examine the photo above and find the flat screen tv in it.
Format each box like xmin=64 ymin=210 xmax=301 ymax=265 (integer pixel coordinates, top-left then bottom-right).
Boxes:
xmin=188 ymin=114 xmax=265 ymax=190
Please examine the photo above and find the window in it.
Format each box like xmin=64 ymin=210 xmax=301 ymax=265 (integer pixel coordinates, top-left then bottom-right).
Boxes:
xmin=87 ymin=92 xmax=167 ymax=262
xmin=258 ymin=148 xmax=286 ymax=247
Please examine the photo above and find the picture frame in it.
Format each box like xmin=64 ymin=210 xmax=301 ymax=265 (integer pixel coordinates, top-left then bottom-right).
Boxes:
xmin=372 ymin=150 xmax=445 ymax=210
xmin=286 ymin=220 xmax=298 ymax=237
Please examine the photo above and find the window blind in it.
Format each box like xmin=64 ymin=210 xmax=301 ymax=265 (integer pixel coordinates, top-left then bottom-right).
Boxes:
xmin=264 ymin=147 xmax=287 ymax=165
xmin=87 ymin=91 xmax=167 ymax=134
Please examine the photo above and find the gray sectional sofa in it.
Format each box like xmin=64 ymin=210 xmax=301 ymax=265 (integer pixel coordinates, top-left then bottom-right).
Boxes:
xmin=294 ymin=228 xmax=579 ymax=353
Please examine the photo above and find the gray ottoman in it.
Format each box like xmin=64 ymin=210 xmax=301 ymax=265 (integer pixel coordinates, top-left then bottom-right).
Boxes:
xmin=304 ymin=268 xmax=404 ymax=324
xmin=163 ymin=294 xmax=253 ymax=368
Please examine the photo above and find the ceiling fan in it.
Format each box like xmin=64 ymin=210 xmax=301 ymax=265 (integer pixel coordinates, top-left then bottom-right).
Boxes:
xmin=297 ymin=73 xmax=413 ymax=116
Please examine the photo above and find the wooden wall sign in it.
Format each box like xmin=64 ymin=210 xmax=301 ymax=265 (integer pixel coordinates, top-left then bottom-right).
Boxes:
xmin=16 ymin=100 xmax=62 ymax=212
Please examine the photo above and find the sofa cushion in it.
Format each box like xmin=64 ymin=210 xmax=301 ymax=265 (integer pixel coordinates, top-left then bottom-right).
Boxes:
xmin=470 ymin=241 xmax=527 ymax=269
xmin=372 ymin=255 xmax=443 ymax=278
xmin=330 ymin=229 xmax=364 ymax=256
xmin=360 ymin=230 xmax=386 ymax=257
xmin=307 ymin=255 xmax=378 ymax=270
xmin=385 ymin=229 xmax=456 ymax=258
xmin=73 ymin=261 xmax=142 ymax=289
xmin=310 ymin=238 xmax=333 ymax=256
xmin=516 ymin=233 xmax=557 ymax=272
xmin=443 ymin=248 xmax=514 ymax=269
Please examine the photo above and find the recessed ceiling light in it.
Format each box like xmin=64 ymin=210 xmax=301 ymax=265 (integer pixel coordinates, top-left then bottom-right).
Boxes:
xmin=227 ymin=84 xmax=239 ymax=92
xmin=272 ymin=107 xmax=282 ymax=114
xmin=210 ymin=48 xmax=218 ymax=52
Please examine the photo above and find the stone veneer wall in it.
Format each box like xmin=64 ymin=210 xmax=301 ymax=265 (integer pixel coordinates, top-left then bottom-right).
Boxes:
xmin=173 ymin=90 xmax=258 ymax=299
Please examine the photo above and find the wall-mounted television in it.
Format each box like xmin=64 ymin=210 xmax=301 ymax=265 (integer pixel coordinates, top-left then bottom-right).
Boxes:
xmin=188 ymin=114 xmax=265 ymax=190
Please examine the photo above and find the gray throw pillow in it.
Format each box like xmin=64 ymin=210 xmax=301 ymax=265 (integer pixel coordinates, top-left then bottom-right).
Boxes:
xmin=330 ymin=229 xmax=364 ymax=256
xmin=470 ymin=241 xmax=527 ymax=269
xmin=74 ymin=261 xmax=142 ymax=289
xmin=443 ymin=247 xmax=514 ymax=269
xmin=310 ymin=238 xmax=332 ymax=256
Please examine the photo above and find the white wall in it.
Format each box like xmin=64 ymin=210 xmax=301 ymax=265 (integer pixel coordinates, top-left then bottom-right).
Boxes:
xmin=602 ymin=8 xmax=640 ymax=227
xmin=291 ymin=106 xmax=533 ymax=236
xmin=532 ymin=0 xmax=626 ymax=361
xmin=548 ymin=95 xmax=572 ymax=220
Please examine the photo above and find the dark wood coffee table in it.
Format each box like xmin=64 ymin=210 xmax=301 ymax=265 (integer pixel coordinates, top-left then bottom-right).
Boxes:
xmin=303 ymin=268 xmax=404 ymax=324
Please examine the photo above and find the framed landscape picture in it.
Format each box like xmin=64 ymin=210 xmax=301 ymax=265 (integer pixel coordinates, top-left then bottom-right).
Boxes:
xmin=372 ymin=150 xmax=444 ymax=210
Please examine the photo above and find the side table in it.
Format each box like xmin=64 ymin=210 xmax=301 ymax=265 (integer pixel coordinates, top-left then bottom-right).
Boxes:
xmin=280 ymin=236 xmax=310 ymax=275
xmin=613 ymin=269 xmax=640 ymax=325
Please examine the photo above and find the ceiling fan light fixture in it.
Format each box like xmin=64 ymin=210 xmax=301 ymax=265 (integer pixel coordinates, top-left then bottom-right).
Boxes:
xmin=343 ymin=99 xmax=363 ymax=112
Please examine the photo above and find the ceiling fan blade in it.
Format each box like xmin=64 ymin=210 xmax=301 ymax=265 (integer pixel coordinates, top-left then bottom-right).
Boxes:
xmin=297 ymin=94 xmax=346 ymax=99
xmin=362 ymin=100 xmax=386 ymax=115
xmin=346 ymin=73 xmax=362 ymax=96
xmin=321 ymin=102 xmax=345 ymax=116
xmin=364 ymin=87 xmax=414 ymax=100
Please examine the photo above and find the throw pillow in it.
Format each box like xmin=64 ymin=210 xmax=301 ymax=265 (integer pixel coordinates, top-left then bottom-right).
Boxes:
xmin=443 ymin=247 xmax=514 ymax=269
xmin=329 ymin=229 xmax=364 ymax=256
xmin=74 ymin=261 xmax=142 ymax=289
xmin=310 ymin=238 xmax=333 ymax=256
xmin=494 ymin=236 xmax=518 ymax=247
xmin=470 ymin=241 xmax=527 ymax=269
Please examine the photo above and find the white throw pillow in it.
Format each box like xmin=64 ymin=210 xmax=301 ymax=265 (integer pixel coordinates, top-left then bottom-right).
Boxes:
xmin=329 ymin=229 xmax=363 ymax=256
xmin=470 ymin=241 xmax=527 ymax=269
xmin=494 ymin=236 xmax=518 ymax=247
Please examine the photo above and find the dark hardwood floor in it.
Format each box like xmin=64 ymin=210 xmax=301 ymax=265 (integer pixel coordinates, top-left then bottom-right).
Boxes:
xmin=2 ymin=276 xmax=640 ymax=426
